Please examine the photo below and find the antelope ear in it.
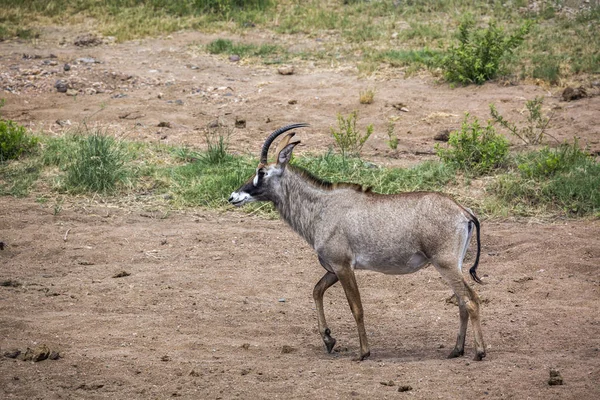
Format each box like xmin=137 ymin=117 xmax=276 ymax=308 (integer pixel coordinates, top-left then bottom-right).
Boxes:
xmin=277 ymin=141 xmax=300 ymax=165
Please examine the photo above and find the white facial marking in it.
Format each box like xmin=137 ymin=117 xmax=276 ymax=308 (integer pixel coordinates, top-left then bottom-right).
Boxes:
xmin=253 ymin=174 xmax=259 ymax=186
xmin=229 ymin=191 xmax=252 ymax=206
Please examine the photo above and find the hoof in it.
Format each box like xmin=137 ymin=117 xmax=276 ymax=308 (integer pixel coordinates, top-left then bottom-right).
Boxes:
xmin=353 ymin=351 xmax=370 ymax=362
xmin=447 ymin=348 xmax=464 ymax=359
xmin=323 ymin=328 xmax=336 ymax=354
xmin=473 ymin=351 xmax=486 ymax=361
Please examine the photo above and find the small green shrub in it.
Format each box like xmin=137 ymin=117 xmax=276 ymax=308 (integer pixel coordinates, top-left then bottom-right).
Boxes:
xmin=386 ymin=121 xmax=398 ymax=151
xmin=330 ymin=111 xmax=373 ymax=158
xmin=440 ymin=18 xmax=531 ymax=84
xmin=64 ymin=133 xmax=128 ymax=194
xmin=0 ymin=118 xmax=38 ymax=162
xmin=436 ymin=113 xmax=509 ymax=175
xmin=490 ymin=97 xmax=552 ymax=145
xmin=201 ymin=125 xmax=233 ymax=165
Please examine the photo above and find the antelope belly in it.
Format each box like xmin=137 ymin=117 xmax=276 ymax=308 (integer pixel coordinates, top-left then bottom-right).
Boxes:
xmin=353 ymin=252 xmax=429 ymax=275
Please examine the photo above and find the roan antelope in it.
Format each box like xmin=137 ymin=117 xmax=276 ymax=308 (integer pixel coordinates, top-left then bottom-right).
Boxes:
xmin=229 ymin=124 xmax=486 ymax=361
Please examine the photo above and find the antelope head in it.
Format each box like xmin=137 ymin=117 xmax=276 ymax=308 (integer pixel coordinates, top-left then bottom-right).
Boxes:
xmin=228 ymin=123 xmax=309 ymax=207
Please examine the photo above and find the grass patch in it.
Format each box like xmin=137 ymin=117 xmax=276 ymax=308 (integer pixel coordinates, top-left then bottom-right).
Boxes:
xmin=206 ymin=38 xmax=286 ymax=63
xmin=489 ymin=143 xmax=600 ymax=216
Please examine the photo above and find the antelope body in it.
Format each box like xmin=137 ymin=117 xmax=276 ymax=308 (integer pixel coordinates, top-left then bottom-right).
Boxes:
xmin=229 ymin=124 xmax=486 ymax=361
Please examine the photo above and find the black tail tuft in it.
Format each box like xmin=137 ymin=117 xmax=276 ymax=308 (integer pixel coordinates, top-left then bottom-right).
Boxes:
xmin=468 ymin=216 xmax=483 ymax=284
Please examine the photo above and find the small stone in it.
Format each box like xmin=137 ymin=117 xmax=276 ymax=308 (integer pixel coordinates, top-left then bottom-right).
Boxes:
xmin=66 ymin=89 xmax=78 ymax=96
xmin=112 ymin=271 xmax=131 ymax=278
xmin=562 ymin=86 xmax=587 ymax=101
xmin=157 ymin=121 xmax=172 ymax=128
xmin=4 ymin=349 xmax=21 ymax=359
xmin=76 ymin=57 xmax=98 ymax=64
xmin=74 ymin=34 xmax=102 ymax=47
xmin=63 ymin=64 xmax=71 ymax=71
xmin=288 ymin=99 xmax=297 ymax=105
xmin=281 ymin=345 xmax=295 ymax=354
xmin=229 ymin=55 xmax=240 ymax=62
xmin=49 ymin=351 xmax=61 ymax=360
xmin=397 ymin=385 xmax=412 ymax=392
xmin=434 ymin=129 xmax=452 ymax=142
xmin=241 ymin=343 xmax=250 ymax=350
xmin=161 ymin=355 xmax=171 ymax=362
xmin=20 ymin=344 xmax=51 ymax=362
xmin=55 ymin=79 xmax=69 ymax=93
xmin=380 ymin=380 xmax=395 ymax=386
xmin=548 ymin=369 xmax=564 ymax=385
xmin=235 ymin=117 xmax=246 ymax=129
xmin=277 ymin=65 xmax=295 ymax=75
xmin=278 ymin=298 xmax=286 ymax=302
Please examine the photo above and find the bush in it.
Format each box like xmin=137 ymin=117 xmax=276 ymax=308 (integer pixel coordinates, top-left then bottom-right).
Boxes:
xmin=64 ymin=133 xmax=128 ymax=194
xmin=436 ymin=113 xmax=509 ymax=175
xmin=440 ymin=18 xmax=531 ymax=84
xmin=0 ymin=118 xmax=38 ymax=162
xmin=330 ymin=111 xmax=373 ymax=158
xmin=490 ymin=97 xmax=552 ymax=145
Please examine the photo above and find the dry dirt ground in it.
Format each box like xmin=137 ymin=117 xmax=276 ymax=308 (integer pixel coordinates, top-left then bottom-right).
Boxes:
xmin=1 ymin=27 xmax=599 ymax=399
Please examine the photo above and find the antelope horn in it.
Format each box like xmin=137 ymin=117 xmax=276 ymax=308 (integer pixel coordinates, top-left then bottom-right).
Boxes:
xmin=260 ymin=123 xmax=309 ymax=165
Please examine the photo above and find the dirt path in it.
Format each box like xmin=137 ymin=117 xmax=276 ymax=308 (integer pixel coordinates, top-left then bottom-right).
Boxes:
xmin=1 ymin=199 xmax=599 ymax=399
xmin=1 ymin=28 xmax=599 ymax=399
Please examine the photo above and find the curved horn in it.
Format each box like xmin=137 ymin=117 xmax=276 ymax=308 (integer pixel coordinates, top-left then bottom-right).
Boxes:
xmin=260 ymin=123 xmax=309 ymax=164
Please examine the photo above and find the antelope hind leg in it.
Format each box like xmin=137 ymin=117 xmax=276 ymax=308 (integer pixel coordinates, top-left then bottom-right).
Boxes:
xmin=335 ymin=267 xmax=370 ymax=361
xmin=313 ymin=271 xmax=338 ymax=353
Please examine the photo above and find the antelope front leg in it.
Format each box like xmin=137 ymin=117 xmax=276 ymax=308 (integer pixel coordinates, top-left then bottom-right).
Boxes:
xmin=336 ymin=267 xmax=370 ymax=361
xmin=313 ymin=271 xmax=339 ymax=353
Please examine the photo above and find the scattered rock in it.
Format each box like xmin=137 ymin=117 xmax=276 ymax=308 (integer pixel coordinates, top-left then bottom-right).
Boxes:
xmin=380 ymin=380 xmax=395 ymax=386
xmin=281 ymin=345 xmax=296 ymax=354
xmin=278 ymin=298 xmax=286 ymax=302
xmin=55 ymin=79 xmax=69 ymax=93
xmin=74 ymin=34 xmax=103 ymax=47
xmin=241 ymin=343 xmax=250 ymax=350
xmin=66 ymin=89 xmax=78 ymax=96
xmin=48 ymin=351 xmax=61 ymax=360
xmin=76 ymin=57 xmax=99 ymax=64
xmin=278 ymin=65 xmax=295 ymax=75
xmin=235 ymin=117 xmax=246 ymax=129
xmin=0 ymin=241 xmax=4 ymax=250
xmin=189 ymin=369 xmax=201 ymax=377
xmin=112 ymin=93 xmax=128 ymax=99
xmin=241 ymin=368 xmax=251 ymax=375
xmin=157 ymin=121 xmax=172 ymax=128
xmin=112 ymin=271 xmax=131 ymax=278
xmin=397 ymin=385 xmax=412 ymax=392
xmin=4 ymin=349 xmax=21 ymax=359
xmin=434 ymin=129 xmax=452 ymax=142
xmin=288 ymin=99 xmax=297 ymax=105
xmin=562 ymin=86 xmax=587 ymax=101
xmin=161 ymin=355 xmax=171 ymax=362
xmin=19 ymin=344 xmax=51 ymax=362
xmin=63 ymin=63 xmax=71 ymax=71
xmin=392 ymin=102 xmax=409 ymax=112
xmin=119 ymin=111 xmax=144 ymax=120
xmin=229 ymin=55 xmax=240 ymax=62
xmin=0 ymin=279 xmax=21 ymax=287
xmin=77 ymin=383 xmax=104 ymax=390
xmin=207 ymin=120 xmax=220 ymax=129
xmin=56 ymin=119 xmax=71 ymax=127
xmin=548 ymin=369 xmax=564 ymax=385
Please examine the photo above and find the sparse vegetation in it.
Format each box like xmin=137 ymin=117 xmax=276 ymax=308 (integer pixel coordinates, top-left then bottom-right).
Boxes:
xmin=0 ymin=1 xmax=596 ymax=83
xmin=330 ymin=111 xmax=373 ymax=158
xmin=436 ymin=113 xmax=509 ymax=176
xmin=386 ymin=121 xmax=398 ymax=151
xmin=206 ymin=38 xmax=285 ymax=63
xmin=359 ymin=88 xmax=375 ymax=104
xmin=490 ymin=142 xmax=600 ymax=216
xmin=490 ymin=97 xmax=553 ymax=145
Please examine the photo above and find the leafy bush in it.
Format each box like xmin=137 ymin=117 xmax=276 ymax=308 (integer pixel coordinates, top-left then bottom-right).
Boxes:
xmin=490 ymin=97 xmax=552 ymax=145
xmin=440 ymin=18 xmax=531 ymax=84
xmin=330 ymin=111 xmax=373 ymax=158
xmin=436 ymin=113 xmax=509 ymax=175
xmin=64 ymin=133 xmax=128 ymax=194
xmin=0 ymin=118 xmax=38 ymax=162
